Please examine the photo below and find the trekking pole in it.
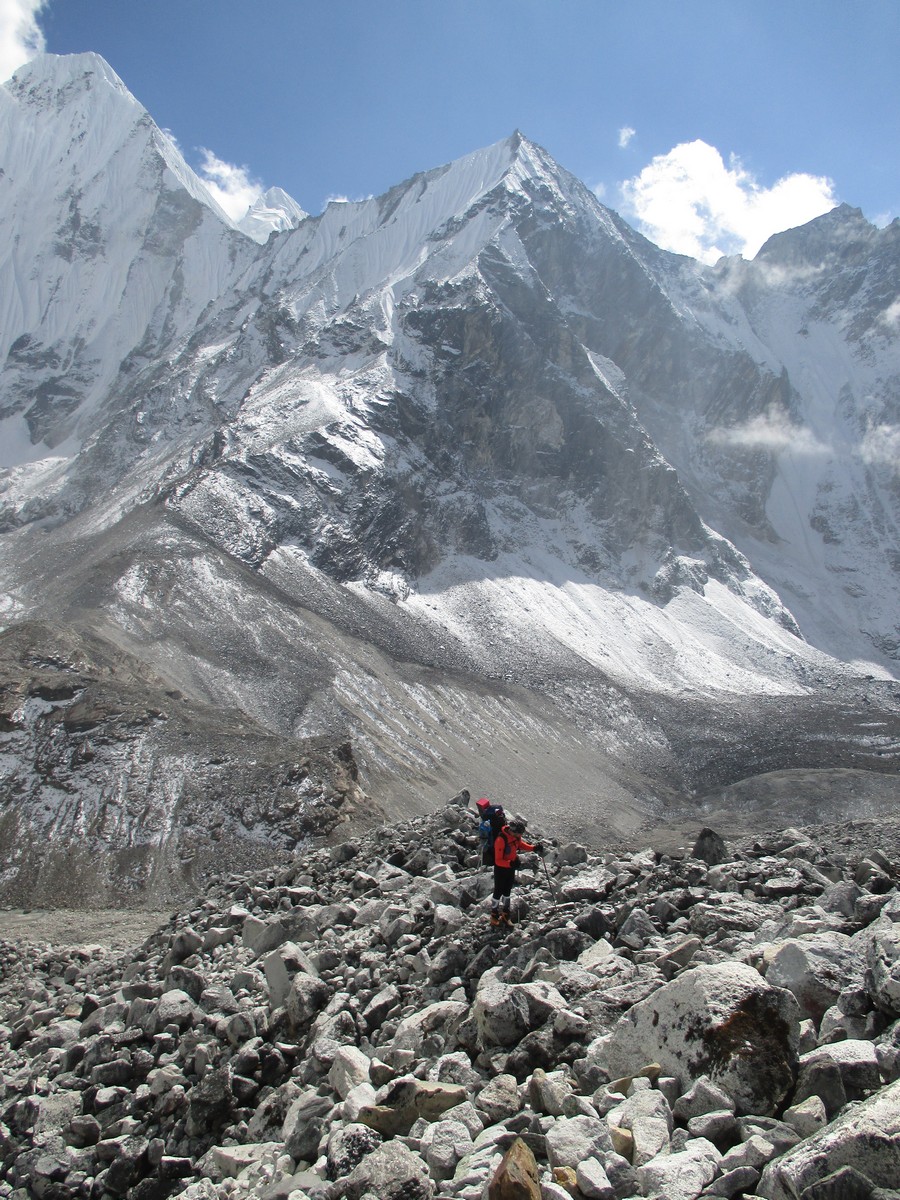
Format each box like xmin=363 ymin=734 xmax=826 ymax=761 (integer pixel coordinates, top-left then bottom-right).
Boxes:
xmin=539 ymin=851 xmax=558 ymax=910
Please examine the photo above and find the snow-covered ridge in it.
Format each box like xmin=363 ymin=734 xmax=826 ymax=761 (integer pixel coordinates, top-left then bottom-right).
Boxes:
xmin=248 ymin=128 xmax=623 ymax=322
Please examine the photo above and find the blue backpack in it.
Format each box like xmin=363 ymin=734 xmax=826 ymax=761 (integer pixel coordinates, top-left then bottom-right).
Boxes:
xmin=479 ymin=805 xmax=505 ymax=865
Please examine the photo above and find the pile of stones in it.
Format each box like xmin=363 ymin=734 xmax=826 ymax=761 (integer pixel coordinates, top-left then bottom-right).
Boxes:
xmin=2 ymin=796 xmax=900 ymax=1200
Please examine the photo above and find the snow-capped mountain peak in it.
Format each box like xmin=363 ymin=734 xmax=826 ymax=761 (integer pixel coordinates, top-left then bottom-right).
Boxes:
xmin=3 ymin=53 xmax=228 ymax=221
xmin=5 ymin=49 xmax=133 ymax=105
xmin=0 ymin=52 xmax=266 ymax=463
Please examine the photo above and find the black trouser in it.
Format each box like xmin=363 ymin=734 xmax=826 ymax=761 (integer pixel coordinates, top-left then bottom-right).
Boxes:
xmin=492 ymin=865 xmax=516 ymax=909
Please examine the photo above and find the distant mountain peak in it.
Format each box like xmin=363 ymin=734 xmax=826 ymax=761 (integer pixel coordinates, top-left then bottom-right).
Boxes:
xmin=237 ymin=186 xmax=308 ymax=243
xmin=754 ymin=202 xmax=877 ymax=268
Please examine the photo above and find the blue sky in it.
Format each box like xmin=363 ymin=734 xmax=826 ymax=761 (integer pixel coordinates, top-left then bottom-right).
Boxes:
xmin=3 ymin=0 xmax=898 ymax=262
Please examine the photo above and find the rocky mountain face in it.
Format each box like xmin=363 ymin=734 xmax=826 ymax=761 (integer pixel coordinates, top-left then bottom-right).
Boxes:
xmin=0 ymin=621 xmax=373 ymax=909
xmin=3 ymin=799 xmax=900 ymax=1199
xmin=0 ymin=53 xmax=899 ymax=898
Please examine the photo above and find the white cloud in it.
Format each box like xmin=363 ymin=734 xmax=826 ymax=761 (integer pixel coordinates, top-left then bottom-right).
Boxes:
xmin=708 ymin=406 xmax=830 ymax=457
xmin=859 ymin=423 xmax=900 ymax=471
xmin=618 ymin=126 xmax=636 ymax=149
xmin=196 ymin=148 xmax=263 ymax=221
xmin=0 ymin=0 xmax=45 ymax=82
xmin=878 ymin=298 xmax=900 ymax=331
xmin=709 ymin=408 xmax=899 ymax=473
xmin=620 ymin=139 xmax=837 ymax=263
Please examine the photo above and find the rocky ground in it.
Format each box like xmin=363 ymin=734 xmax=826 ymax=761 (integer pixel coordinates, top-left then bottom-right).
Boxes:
xmin=2 ymin=798 xmax=900 ymax=1200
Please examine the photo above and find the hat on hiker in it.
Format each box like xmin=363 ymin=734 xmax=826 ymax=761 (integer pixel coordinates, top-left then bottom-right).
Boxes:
xmin=476 ymin=797 xmax=490 ymax=809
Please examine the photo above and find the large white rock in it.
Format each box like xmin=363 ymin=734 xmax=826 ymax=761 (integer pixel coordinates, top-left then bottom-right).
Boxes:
xmin=605 ymin=1089 xmax=672 ymax=1166
xmin=152 ymin=988 xmax=197 ymax=1033
xmin=867 ymin=920 xmax=900 ymax=1015
xmin=31 ymin=1092 xmax=82 ymax=1144
xmin=338 ymin=1140 xmax=434 ymax=1200
xmin=392 ymin=1000 xmax=468 ymax=1055
xmin=796 ymin=1039 xmax=882 ymax=1101
xmin=433 ymin=904 xmax=466 ymax=937
xmin=672 ymin=1076 xmax=735 ymax=1122
xmin=782 ymin=1095 xmax=828 ymax=1138
xmin=421 ymin=1117 xmax=474 ymax=1181
xmin=475 ymin=1073 xmax=521 ymax=1123
xmin=328 ymin=1045 xmax=372 ymax=1099
xmin=560 ymin=868 xmax=616 ymax=902
xmin=635 ymin=1138 xmax=720 ymax=1200
xmin=262 ymin=940 xmax=319 ymax=1009
xmin=545 ymin=1115 xmax=614 ymax=1169
xmin=689 ymin=897 xmax=773 ymax=936
xmin=576 ymin=1157 xmax=616 ymax=1200
xmin=202 ymin=1143 xmax=282 ymax=1180
xmin=241 ymin=915 xmax=290 ymax=957
xmin=578 ymin=938 xmax=615 ymax=972
xmin=601 ymin=962 xmax=800 ymax=1116
xmin=756 ymin=1077 xmax=900 ymax=1199
xmin=472 ymin=969 xmax=566 ymax=1047
xmin=285 ymin=971 xmax=330 ymax=1029
xmin=343 ymin=1081 xmax=378 ymax=1122
xmin=764 ymin=932 xmax=864 ymax=1022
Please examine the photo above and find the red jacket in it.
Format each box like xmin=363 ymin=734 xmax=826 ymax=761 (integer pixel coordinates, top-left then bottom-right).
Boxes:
xmin=494 ymin=827 xmax=535 ymax=868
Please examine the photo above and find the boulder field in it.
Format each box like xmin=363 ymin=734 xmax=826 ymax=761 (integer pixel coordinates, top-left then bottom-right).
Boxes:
xmin=2 ymin=795 xmax=900 ymax=1200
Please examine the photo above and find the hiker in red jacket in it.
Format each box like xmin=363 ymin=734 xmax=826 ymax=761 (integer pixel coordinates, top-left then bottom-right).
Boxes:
xmin=490 ymin=818 xmax=543 ymax=926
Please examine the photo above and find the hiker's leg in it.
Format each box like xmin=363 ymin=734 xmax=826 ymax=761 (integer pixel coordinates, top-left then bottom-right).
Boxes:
xmin=497 ymin=866 xmax=514 ymax=911
xmin=490 ymin=867 xmax=503 ymax=920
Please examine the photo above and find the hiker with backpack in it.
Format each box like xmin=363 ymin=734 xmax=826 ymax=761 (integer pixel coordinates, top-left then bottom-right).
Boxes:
xmin=490 ymin=816 xmax=544 ymax=926
xmin=475 ymin=797 xmax=506 ymax=866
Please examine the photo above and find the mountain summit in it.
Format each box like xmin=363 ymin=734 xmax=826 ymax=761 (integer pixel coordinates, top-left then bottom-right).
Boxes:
xmin=0 ymin=54 xmax=898 ymax=897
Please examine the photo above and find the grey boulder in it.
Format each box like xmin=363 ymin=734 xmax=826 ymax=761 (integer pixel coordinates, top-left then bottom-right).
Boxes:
xmin=756 ymin=1078 xmax=900 ymax=1199
xmin=601 ymin=962 xmax=800 ymax=1115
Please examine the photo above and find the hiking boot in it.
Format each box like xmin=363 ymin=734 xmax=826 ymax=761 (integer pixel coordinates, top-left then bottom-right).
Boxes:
xmin=499 ymin=910 xmax=512 ymax=925
xmin=489 ymin=912 xmax=501 ymax=927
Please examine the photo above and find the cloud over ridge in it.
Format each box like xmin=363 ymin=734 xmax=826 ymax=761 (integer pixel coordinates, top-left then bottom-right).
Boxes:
xmin=620 ymin=139 xmax=837 ymax=264
xmin=195 ymin=148 xmax=264 ymax=221
xmin=707 ymin=406 xmax=830 ymax=457
xmin=708 ymin=409 xmax=899 ymax=476
xmin=860 ymin=424 xmax=900 ymax=471
xmin=0 ymin=0 xmax=45 ymax=82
